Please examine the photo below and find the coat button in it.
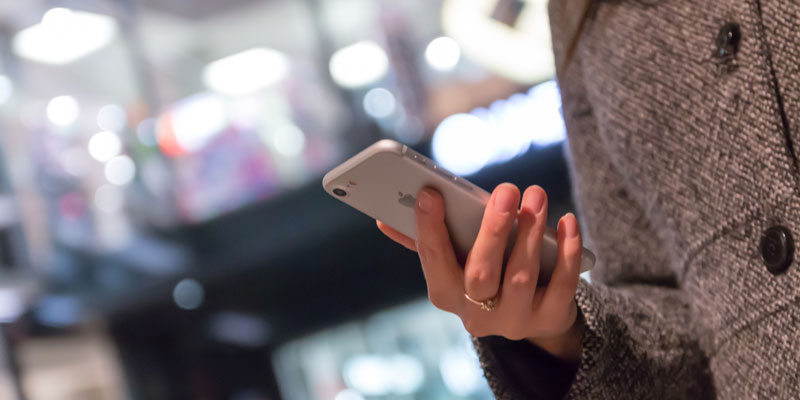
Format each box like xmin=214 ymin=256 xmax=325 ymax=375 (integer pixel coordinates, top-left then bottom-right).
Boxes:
xmin=714 ymin=22 xmax=741 ymax=60
xmin=760 ymin=226 xmax=794 ymax=275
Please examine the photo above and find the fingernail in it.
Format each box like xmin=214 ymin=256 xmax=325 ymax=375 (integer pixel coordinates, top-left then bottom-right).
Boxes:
xmin=495 ymin=186 xmax=516 ymax=213
xmin=561 ymin=213 xmax=578 ymax=238
xmin=529 ymin=186 xmax=545 ymax=214
xmin=418 ymin=191 xmax=432 ymax=213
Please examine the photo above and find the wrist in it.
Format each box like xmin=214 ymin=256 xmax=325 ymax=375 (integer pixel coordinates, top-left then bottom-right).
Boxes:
xmin=526 ymin=304 xmax=583 ymax=363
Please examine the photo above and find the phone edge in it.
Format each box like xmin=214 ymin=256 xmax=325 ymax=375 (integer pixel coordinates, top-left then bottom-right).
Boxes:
xmin=322 ymin=139 xmax=406 ymax=190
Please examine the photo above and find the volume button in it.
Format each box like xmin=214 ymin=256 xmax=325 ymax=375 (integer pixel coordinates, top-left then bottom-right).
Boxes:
xmin=407 ymin=150 xmax=429 ymax=166
xmin=432 ymin=164 xmax=452 ymax=179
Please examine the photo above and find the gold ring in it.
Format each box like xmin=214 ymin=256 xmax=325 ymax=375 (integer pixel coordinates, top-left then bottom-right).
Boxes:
xmin=464 ymin=293 xmax=497 ymax=311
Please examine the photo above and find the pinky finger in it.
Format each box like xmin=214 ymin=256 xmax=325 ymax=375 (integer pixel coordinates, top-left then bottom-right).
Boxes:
xmin=538 ymin=213 xmax=582 ymax=312
xmin=377 ymin=220 xmax=417 ymax=252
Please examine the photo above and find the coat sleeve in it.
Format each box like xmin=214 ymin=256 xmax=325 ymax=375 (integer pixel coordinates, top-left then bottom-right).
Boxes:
xmin=472 ymin=1 xmax=716 ymax=398
xmin=474 ymin=281 xmax=715 ymax=399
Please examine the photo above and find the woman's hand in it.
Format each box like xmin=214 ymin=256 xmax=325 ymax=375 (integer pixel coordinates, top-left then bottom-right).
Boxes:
xmin=376 ymin=184 xmax=583 ymax=362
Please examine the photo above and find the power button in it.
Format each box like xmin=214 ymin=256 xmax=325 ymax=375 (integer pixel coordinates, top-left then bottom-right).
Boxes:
xmin=432 ymin=164 xmax=454 ymax=179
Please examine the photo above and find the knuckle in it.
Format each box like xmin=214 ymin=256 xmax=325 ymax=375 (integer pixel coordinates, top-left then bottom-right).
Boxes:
xmin=466 ymin=267 xmax=497 ymax=291
xmin=489 ymin=217 xmax=513 ymax=238
xmin=427 ymin=290 xmax=449 ymax=310
xmin=417 ymin=243 xmax=440 ymax=264
xmin=508 ymin=272 xmax=534 ymax=290
xmin=504 ymin=316 xmax=531 ymax=340
xmin=462 ymin=318 xmax=487 ymax=337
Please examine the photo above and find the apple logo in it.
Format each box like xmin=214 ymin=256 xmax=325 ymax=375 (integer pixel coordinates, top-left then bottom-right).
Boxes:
xmin=398 ymin=192 xmax=416 ymax=208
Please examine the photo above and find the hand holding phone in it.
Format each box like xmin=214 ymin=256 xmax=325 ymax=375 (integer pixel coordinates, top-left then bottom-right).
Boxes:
xmin=323 ymin=140 xmax=589 ymax=358
xmin=379 ymin=184 xmax=584 ymax=360
xmin=322 ymin=139 xmax=595 ymax=278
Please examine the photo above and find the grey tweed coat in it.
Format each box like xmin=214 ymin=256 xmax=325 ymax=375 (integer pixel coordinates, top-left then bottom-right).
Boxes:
xmin=473 ymin=0 xmax=800 ymax=398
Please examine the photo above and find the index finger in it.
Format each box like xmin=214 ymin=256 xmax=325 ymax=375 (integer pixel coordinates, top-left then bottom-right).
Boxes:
xmin=415 ymin=188 xmax=465 ymax=313
xmin=377 ymin=220 xmax=417 ymax=251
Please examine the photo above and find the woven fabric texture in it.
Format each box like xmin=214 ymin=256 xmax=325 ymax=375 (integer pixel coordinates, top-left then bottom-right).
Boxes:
xmin=473 ymin=0 xmax=800 ymax=398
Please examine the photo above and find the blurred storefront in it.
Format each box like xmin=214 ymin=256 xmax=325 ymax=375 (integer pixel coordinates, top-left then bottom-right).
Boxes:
xmin=0 ymin=0 xmax=577 ymax=399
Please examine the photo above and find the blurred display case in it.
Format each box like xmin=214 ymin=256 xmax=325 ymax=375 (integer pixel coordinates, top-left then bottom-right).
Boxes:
xmin=273 ymin=300 xmax=493 ymax=400
xmin=0 ymin=0 xmax=570 ymax=399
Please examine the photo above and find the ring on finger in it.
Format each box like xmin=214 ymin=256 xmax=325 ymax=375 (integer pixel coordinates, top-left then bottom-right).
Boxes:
xmin=464 ymin=293 xmax=498 ymax=311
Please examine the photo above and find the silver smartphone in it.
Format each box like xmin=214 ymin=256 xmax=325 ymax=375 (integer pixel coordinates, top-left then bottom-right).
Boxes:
xmin=322 ymin=139 xmax=594 ymax=279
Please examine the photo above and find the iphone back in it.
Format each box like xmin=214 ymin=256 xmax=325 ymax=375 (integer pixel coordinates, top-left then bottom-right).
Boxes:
xmin=322 ymin=140 xmax=594 ymax=278
xmin=323 ymin=140 xmax=487 ymax=256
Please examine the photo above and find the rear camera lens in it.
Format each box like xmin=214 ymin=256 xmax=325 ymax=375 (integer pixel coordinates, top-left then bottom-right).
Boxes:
xmin=333 ymin=188 xmax=347 ymax=197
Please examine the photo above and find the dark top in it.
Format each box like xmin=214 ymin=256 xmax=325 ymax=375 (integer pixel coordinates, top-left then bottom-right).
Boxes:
xmin=481 ymin=337 xmax=578 ymax=399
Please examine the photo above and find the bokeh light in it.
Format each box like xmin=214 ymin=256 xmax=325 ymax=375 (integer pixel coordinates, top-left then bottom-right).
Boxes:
xmin=432 ymin=80 xmax=566 ymax=175
xmin=13 ymin=7 xmax=118 ymax=65
xmin=439 ymin=340 xmax=485 ymax=396
xmin=334 ymin=389 xmax=365 ymax=400
xmin=104 ymin=155 xmax=136 ymax=186
xmin=136 ymin=118 xmax=157 ymax=147
xmin=97 ymin=104 xmax=127 ymax=132
xmin=362 ymin=87 xmax=396 ymax=119
xmin=432 ymin=113 xmax=493 ymax=176
xmin=203 ymin=48 xmax=290 ymax=95
xmin=46 ymin=95 xmax=80 ymax=126
xmin=59 ymin=146 xmax=91 ymax=177
xmin=169 ymin=93 xmax=227 ymax=153
xmin=329 ymin=41 xmax=389 ymax=89
xmin=272 ymin=124 xmax=306 ymax=158
xmin=0 ymin=75 xmax=14 ymax=106
xmin=394 ymin=116 xmax=425 ymax=144
xmin=94 ymin=184 xmax=124 ymax=213
xmin=342 ymin=354 xmax=425 ymax=396
xmin=0 ymin=289 xmax=24 ymax=323
xmin=88 ymin=131 xmax=122 ymax=162
xmin=173 ymin=279 xmax=204 ymax=310
xmin=425 ymin=36 xmax=461 ymax=72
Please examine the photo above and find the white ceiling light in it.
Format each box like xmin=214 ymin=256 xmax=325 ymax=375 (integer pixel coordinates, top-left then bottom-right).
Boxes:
xmin=13 ymin=8 xmax=118 ymax=65
xmin=329 ymin=41 xmax=389 ymax=89
xmin=203 ymin=48 xmax=290 ymax=96
xmin=425 ymin=36 xmax=461 ymax=72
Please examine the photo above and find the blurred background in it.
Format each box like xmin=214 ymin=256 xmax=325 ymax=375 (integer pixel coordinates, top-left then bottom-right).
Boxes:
xmin=0 ymin=0 xmax=581 ymax=398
